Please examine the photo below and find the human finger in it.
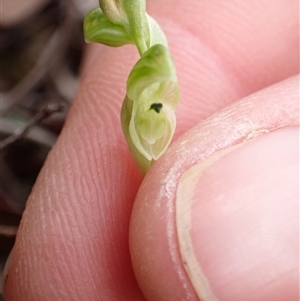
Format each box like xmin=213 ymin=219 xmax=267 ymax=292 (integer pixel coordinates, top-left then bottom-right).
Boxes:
xmin=3 ymin=0 xmax=298 ymax=299
xmin=130 ymin=75 xmax=299 ymax=301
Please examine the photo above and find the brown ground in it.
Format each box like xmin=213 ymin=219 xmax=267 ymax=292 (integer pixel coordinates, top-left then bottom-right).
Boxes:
xmin=0 ymin=0 xmax=94 ymax=297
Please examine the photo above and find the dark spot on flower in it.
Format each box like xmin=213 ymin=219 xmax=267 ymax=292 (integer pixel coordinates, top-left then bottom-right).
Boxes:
xmin=150 ymin=103 xmax=163 ymax=113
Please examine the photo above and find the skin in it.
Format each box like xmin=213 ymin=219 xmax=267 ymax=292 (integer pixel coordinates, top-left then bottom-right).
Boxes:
xmin=2 ymin=0 xmax=299 ymax=300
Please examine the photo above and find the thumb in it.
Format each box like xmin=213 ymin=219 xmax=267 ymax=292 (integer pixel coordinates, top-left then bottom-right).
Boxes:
xmin=129 ymin=75 xmax=299 ymax=301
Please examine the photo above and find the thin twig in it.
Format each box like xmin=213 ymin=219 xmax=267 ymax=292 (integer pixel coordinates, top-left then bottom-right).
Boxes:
xmin=0 ymin=101 xmax=65 ymax=151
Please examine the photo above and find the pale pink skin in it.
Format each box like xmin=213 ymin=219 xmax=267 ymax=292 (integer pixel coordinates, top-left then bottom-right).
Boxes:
xmin=3 ymin=0 xmax=299 ymax=300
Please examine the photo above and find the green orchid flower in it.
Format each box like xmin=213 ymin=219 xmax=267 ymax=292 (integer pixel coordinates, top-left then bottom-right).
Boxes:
xmin=84 ymin=0 xmax=180 ymax=173
xmin=84 ymin=6 xmax=167 ymax=50
xmin=121 ymin=45 xmax=179 ymax=172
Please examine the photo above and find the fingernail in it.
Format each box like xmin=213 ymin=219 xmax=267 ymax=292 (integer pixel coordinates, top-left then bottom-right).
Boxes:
xmin=176 ymin=127 xmax=298 ymax=301
xmin=2 ymin=248 xmax=13 ymax=294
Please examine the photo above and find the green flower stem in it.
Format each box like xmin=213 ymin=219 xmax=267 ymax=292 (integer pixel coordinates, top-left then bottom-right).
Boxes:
xmin=84 ymin=0 xmax=180 ymax=173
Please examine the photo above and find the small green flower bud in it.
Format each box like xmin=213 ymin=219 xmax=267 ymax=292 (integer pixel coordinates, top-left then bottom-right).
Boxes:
xmin=84 ymin=7 xmax=133 ymax=47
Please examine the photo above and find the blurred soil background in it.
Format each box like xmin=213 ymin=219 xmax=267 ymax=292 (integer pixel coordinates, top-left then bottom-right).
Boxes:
xmin=0 ymin=0 xmax=97 ymax=297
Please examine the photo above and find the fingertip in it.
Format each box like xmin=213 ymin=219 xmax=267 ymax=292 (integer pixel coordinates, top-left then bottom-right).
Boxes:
xmin=129 ymin=76 xmax=299 ymax=301
xmin=176 ymin=127 xmax=299 ymax=301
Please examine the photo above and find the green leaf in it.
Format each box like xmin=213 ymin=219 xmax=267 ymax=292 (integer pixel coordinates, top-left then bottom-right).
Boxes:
xmin=83 ymin=7 xmax=133 ymax=47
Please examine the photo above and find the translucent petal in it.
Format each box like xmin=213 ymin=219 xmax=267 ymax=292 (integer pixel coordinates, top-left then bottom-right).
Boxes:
xmin=138 ymin=108 xmax=166 ymax=144
xmin=129 ymin=102 xmax=176 ymax=161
